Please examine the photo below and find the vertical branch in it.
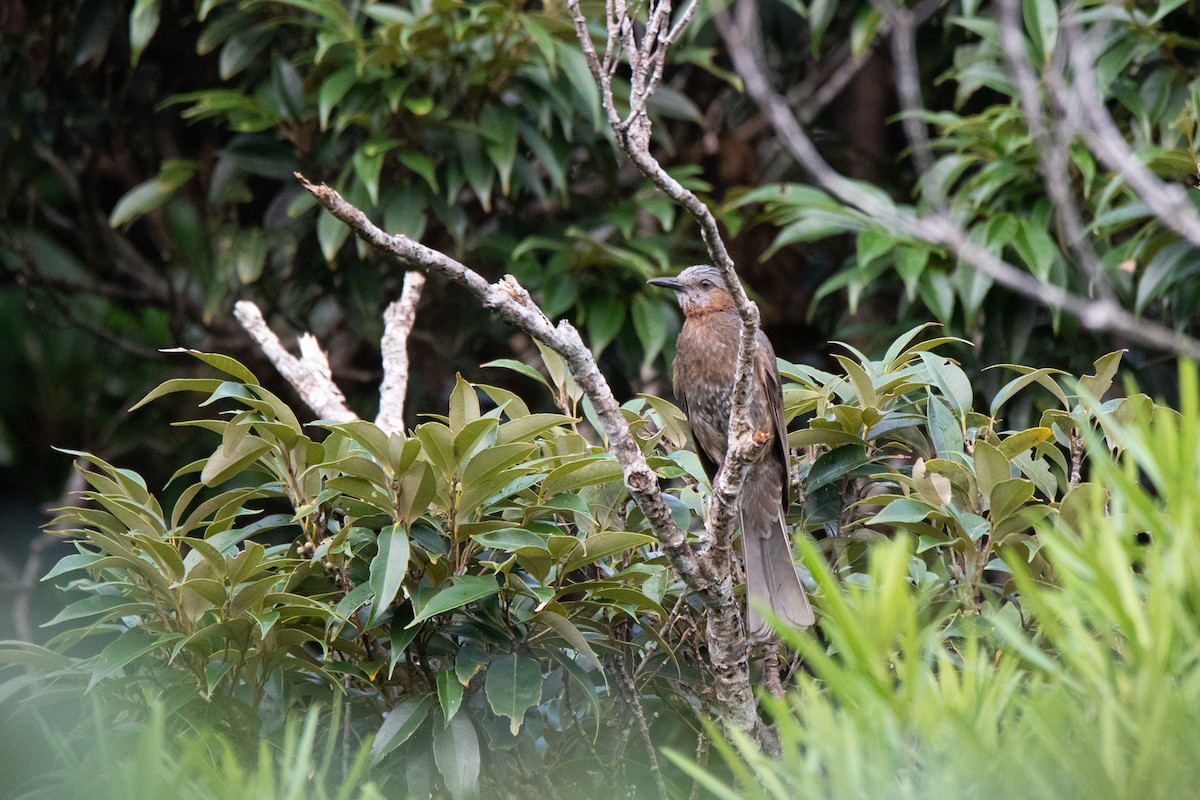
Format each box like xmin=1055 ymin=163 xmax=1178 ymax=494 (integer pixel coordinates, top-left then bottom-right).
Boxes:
xmin=376 ymin=270 xmax=426 ymax=435
xmin=565 ymin=0 xmax=783 ymax=747
xmin=564 ymin=0 xmax=767 ymax=570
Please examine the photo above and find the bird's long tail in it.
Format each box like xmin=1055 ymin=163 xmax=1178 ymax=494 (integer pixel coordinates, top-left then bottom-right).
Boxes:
xmin=740 ymin=479 xmax=814 ymax=639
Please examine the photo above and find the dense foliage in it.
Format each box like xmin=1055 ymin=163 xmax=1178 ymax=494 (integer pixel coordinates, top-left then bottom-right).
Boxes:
xmin=6 ymin=0 xmax=1197 ymax=503
xmin=0 ymin=332 xmax=1162 ymax=797
xmin=5 ymin=0 xmax=1200 ymax=797
xmin=688 ymin=366 xmax=1200 ymax=800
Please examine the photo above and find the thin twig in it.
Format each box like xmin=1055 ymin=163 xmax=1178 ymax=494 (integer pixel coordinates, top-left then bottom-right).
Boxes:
xmin=614 ymin=655 xmax=669 ymax=800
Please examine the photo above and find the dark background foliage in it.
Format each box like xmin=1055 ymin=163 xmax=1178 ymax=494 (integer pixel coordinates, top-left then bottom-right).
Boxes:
xmin=3 ymin=0 xmax=1200 ymax=795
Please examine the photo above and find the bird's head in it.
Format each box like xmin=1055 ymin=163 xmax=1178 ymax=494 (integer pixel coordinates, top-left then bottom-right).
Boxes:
xmin=648 ymin=265 xmax=735 ymax=316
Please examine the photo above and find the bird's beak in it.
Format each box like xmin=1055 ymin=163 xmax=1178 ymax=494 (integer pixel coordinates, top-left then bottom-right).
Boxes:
xmin=647 ymin=276 xmax=683 ymax=291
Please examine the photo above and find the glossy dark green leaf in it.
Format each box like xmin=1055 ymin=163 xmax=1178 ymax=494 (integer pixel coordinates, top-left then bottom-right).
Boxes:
xmin=408 ymin=575 xmax=499 ymax=627
xmin=484 ymin=654 xmax=543 ymax=735
xmin=370 ymin=695 xmax=433 ymax=764
xmin=367 ymin=525 xmax=410 ymax=627
xmin=432 ymin=712 xmax=480 ymax=800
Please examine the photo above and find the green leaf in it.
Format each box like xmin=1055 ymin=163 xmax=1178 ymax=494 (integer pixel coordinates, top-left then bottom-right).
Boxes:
xmin=558 ymin=42 xmax=601 ymax=130
xmin=850 ymin=6 xmax=881 ymax=57
xmin=481 ymin=105 xmax=519 ymax=196
xmin=398 ymin=151 xmax=439 ymax=193
xmin=533 ymin=610 xmax=602 ymax=671
xmin=109 ymin=160 xmax=196 ymax=227
xmin=370 ymin=695 xmax=433 ymax=764
xmin=997 ymin=428 xmax=1053 ymax=459
xmin=1136 ymin=240 xmax=1198 ymax=313
xmin=989 ymin=478 xmax=1036 ymax=522
xmin=520 ymin=16 xmax=557 ymax=73
xmin=484 ymin=654 xmax=544 ymax=735
xmin=973 ymin=440 xmax=1012 ymax=499
xmin=471 ymin=528 xmax=548 ymax=552
xmin=88 ymin=631 xmax=180 ymax=691
xmin=806 ymin=445 xmax=874 ymax=492
xmin=408 ymin=575 xmax=499 ymax=627
xmin=201 ymin=434 xmax=272 ymax=487
xmin=1079 ymin=351 xmax=1125 ymax=400
xmin=918 ymin=352 xmax=974 ymax=418
xmin=367 ymin=525 xmax=410 ymax=627
xmin=318 ymin=206 xmax=351 ymax=262
xmin=165 ymin=349 xmax=260 ymax=385
xmin=129 ymin=0 xmax=160 ymax=66
xmin=437 ymin=669 xmax=464 ymax=725
xmin=432 ymin=712 xmax=480 ymax=800
xmin=1023 ymin=0 xmax=1058 ymax=63
xmin=562 ymin=531 xmax=656 ymax=574
xmin=867 ymin=498 xmax=934 ymax=526
xmin=318 ymin=65 xmax=356 ymax=129
xmin=927 ymin=395 xmax=963 ymax=459
xmin=542 ymin=457 xmax=623 ymax=497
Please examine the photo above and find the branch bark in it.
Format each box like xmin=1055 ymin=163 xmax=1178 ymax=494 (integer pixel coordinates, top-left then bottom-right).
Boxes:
xmin=376 ymin=271 xmax=426 ymax=435
xmin=564 ymin=0 xmax=781 ymax=745
xmin=233 ymin=300 xmax=357 ymax=422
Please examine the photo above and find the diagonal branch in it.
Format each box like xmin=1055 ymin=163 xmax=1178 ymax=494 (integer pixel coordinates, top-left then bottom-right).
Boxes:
xmin=1056 ymin=17 xmax=1200 ymax=252
xmin=233 ymin=300 xmax=357 ymax=422
xmin=715 ymin=0 xmax=1200 ymax=361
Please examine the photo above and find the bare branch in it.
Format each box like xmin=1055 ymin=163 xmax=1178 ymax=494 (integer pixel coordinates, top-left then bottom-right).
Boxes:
xmin=12 ymin=467 xmax=87 ymax=641
xmin=996 ymin=0 xmax=1112 ymax=301
xmin=878 ymin=0 xmax=937 ymax=185
xmin=233 ymin=300 xmax=357 ymax=422
xmin=715 ymin=0 xmax=1200 ymax=361
xmin=376 ymin=271 xmax=426 ymax=435
xmin=1057 ymin=17 xmax=1200 ymax=252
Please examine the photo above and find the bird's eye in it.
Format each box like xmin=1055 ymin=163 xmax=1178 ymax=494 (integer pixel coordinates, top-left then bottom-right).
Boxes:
xmin=699 ymin=279 xmax=713 ymax=289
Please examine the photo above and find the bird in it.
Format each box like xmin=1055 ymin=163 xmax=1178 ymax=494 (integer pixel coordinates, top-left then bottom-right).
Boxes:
xmin=649 ymin=265 xmax=814 ymax=638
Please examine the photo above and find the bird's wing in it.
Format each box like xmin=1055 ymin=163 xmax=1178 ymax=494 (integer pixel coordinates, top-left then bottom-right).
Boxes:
xmin=756 ymin=330 xmax=791 ymax=511
xmin=678 ymin=394 xmax=723 ymax=482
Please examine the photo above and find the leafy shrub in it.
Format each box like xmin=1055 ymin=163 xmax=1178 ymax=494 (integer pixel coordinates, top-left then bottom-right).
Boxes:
xmin=681 ymin=363 xmax=1200 ymax=800
xmin=1 ymin=326 xmax=1162 ymax=797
